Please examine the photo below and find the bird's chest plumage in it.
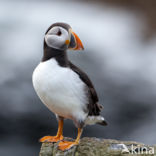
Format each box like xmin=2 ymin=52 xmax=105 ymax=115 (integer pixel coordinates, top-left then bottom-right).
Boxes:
xmin=32 ymin=59 xmax=87 ymax=119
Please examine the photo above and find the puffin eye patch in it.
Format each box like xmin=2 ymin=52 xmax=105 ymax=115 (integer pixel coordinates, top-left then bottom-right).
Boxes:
xmin=56 ymin=29 xmax=62 ymax=36
xmin=47 ymin=27 xmax=62 ymax=36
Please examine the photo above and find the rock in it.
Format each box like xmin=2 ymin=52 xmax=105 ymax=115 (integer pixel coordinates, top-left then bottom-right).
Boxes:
xmin=39 ymin=137 xmax=156 ymax=156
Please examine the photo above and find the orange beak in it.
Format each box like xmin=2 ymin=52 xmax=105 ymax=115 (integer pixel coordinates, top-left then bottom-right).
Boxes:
xmin=71 ymin=31 xmax=84 ymax=50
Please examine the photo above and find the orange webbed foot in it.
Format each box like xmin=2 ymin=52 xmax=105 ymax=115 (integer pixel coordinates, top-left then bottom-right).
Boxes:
xmin=39 ymin=135 xmax=63 ymax=143
xmin=58 ymin=141 xmax=78 ymax=151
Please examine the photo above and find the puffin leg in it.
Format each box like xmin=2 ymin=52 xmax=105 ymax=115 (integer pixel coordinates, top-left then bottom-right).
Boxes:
xmin=58 ymin=128 xmax=83 ymax=151
xmin=40 ymin=118 xmax=64 ymax=143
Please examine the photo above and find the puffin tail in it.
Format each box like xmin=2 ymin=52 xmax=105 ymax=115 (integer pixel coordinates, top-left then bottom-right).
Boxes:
xmin=97 ymin=119 xmax=108 ymax=126
xmin=85 ymin=116 xmax=108 ymax=126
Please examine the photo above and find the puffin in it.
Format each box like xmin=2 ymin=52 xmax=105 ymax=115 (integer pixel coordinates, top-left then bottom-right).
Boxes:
xmin=32 ymin=22 xmax=107 ymax=151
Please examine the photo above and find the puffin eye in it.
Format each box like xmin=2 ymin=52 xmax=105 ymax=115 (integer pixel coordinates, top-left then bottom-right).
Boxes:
xmin=56 ymin=29 xmax=62 ymax=36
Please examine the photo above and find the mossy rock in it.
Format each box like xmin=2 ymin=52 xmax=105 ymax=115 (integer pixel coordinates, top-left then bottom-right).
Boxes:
xmin=39 ymin=137 xmax=156 ymax=156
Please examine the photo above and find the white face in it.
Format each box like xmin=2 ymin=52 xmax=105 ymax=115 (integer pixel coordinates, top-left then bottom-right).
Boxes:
xmin=45 ymin=26 xmax=69 ymax=50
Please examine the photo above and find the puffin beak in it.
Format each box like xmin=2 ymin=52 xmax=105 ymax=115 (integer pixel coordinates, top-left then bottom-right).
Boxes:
xmin=72 ymin=31 xmax=84 ymax=50
xmin=68 ymin=30 xmax=84 ymax=50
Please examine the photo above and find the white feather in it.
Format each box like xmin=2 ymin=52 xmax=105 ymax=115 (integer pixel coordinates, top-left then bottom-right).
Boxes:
xmin=85 ymin=116 xmax=105 ymax=125
xmin=45 ymin=26 xmax=69 ymax=50
xmin=32 ymin=58 xmax=88 ymax=122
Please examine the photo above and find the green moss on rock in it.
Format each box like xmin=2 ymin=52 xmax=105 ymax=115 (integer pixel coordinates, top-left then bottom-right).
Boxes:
xmin=39 ymin=137 xmax=156 ymax=156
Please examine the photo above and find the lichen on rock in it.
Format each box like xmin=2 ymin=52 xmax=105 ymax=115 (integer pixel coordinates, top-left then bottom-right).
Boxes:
xmin=39 ymin=137 xmax=156 ymax=156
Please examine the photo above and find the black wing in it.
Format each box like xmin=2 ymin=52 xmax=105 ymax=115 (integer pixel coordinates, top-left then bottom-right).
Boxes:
xmin=69 ymin=61 xmax=102 ymax=116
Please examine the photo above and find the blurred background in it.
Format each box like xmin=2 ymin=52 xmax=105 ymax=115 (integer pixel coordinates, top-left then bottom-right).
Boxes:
xmin=0 ymin=0 xmax=156 ymax=155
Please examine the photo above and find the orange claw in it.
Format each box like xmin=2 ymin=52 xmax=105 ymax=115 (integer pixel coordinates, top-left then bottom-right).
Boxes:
xmin=40 ymin=119 xmax=64 ymax=143
xmin=40 ymin=135 xmax=63 ymax=143
xmin=58 ymin=128 xmax=82 ymax=151
xmin=58 ymin=141 xmax=78 ymax=151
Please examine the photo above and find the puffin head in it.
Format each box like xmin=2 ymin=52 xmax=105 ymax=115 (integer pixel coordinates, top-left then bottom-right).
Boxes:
xmin=44 ymin=22 xmax=84 ymax=51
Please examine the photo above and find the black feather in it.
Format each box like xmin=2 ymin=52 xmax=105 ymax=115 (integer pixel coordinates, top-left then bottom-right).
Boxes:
xmin=97 ymin=120 xmax=108 ymax=126
xmin=69 ymin=61 xmax=103 ymax=116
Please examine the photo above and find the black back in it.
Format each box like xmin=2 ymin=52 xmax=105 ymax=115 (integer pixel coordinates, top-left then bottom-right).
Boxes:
xmin=69 ymin=61 xmax=102 ymax=116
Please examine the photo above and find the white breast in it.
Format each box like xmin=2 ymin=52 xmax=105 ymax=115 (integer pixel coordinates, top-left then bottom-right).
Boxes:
xmin=32 ymin=59 xmax=88 ymax=121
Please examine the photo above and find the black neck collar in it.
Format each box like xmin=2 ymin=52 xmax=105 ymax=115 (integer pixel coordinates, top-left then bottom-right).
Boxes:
xmin=42 ymin=43 xmax=69 ymax=67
